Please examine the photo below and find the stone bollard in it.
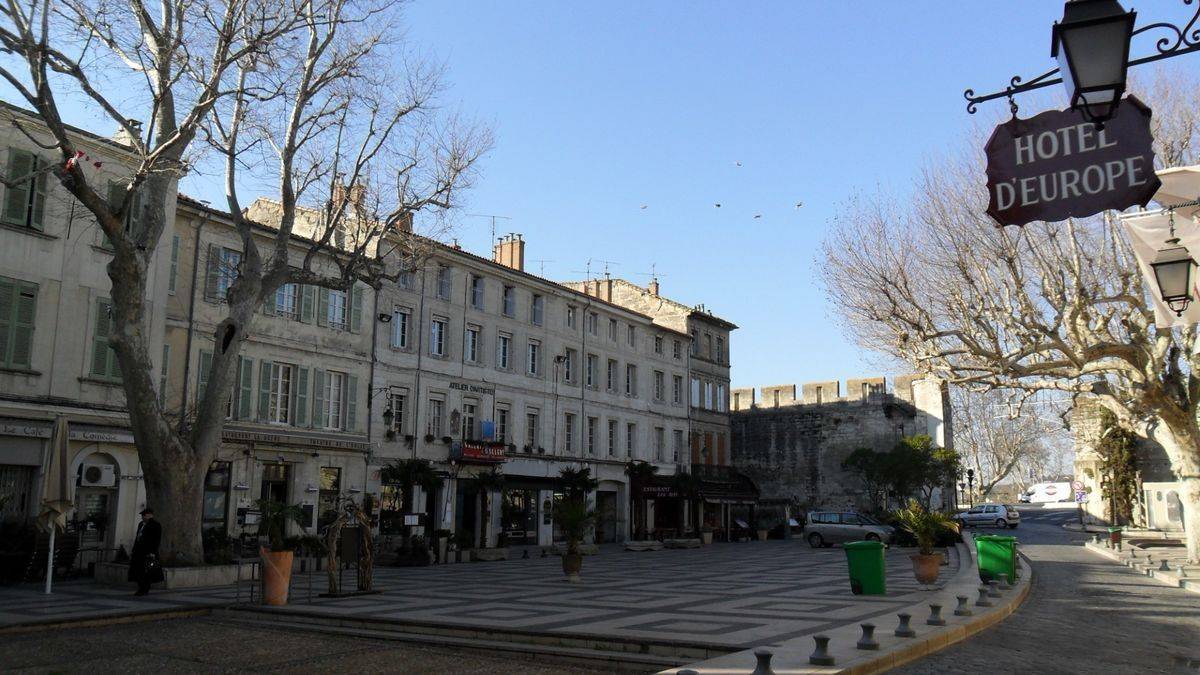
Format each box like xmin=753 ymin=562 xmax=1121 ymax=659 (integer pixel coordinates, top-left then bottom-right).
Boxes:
xmin=522 ymin=549 xmax=530 ymax=559
xmin=976 ymin=586 xmax=993 ymax=607
xmin=926 ymin=603 xmax=946 ymax=626
xmin=1159 ymin=559 xmax=1172 ymax=572
xmin=987 ymin=580 xmax=1001 ymax=598
xmin=857 ymin=623 xmax=879 ymax=650
xmin=751 ymin=647 xmax=775 ymax=675
xmin=1092 ymin=534 xmax=1100 ymax=545
xmin=895 ymin=613 xmax=916 ymax=638
xmin=1116 ymin=540 xmax=1123 ymax=552
xmin=954 ymin=595 xmax=973 ymax=616
xmin=998 ymin=573 xmax=1012 ymax=590
xmin=1177 ymin=564 xmax=1188 ymax=577
xmin=678 ymin=670 xmax=699 ymax=675
xmin=809 ymin=635 xmax=834 ymax=666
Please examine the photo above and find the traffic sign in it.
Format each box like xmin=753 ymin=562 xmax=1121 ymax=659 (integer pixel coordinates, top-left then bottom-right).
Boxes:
xmin=1075 ymin=490 xmax=1088 ymax=503
xmin=1071 ymin=480 xmax=1084 ymax=491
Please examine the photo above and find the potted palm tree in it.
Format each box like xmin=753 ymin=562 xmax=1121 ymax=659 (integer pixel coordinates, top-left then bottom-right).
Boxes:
xmin=893 ymin=500 xmax=954 ymax=584
xmin=554 ymin=498 xmax=595 ymax=582
xmin=256 ymin=499 xmax=306 ymax=605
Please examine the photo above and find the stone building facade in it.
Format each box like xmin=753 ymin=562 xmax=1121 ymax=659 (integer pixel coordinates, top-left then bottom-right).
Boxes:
xmin=730 ymin=375 xmax=953 ymax=513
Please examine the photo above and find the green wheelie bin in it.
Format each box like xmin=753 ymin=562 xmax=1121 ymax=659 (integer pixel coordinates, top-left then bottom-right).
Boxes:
xmin=976 ymin=534 xmax=1018 ymax=583
xmin=844 ymin=540 xmax=887 ymax=595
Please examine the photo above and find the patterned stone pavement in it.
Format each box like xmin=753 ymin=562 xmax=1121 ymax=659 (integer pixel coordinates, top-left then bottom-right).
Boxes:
xmin=268 ymin=539 xmax=961 ymax=649
xmin=0 ymin=577 xmax=245 ymax=629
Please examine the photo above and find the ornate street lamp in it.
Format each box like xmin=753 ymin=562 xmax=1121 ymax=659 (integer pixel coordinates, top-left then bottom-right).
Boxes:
xmin=1150 ymin=213 xmax=1197 ymax=316
xmin=382 ymin=404 xmax=395 ymax=439
xmin=1051 ymin=0 xmax=1136 ymax=125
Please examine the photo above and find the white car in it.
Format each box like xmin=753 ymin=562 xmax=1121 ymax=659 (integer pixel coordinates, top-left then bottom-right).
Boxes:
xmin=955 ymin=504 xmax=1020 ymax=529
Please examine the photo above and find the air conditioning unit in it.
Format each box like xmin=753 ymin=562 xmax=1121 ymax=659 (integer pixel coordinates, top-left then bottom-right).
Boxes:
xmin=80 ymin=463 xmax=117 ymax=488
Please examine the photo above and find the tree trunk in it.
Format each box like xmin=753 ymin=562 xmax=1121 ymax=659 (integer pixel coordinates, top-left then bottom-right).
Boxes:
xmin=1180 ymin=476 xmax=1200 ymax=563
xmin=148 ymin=461 xmax=208 ymax=565
xmin=1147 ymin=416 xmax=1200 ymax=563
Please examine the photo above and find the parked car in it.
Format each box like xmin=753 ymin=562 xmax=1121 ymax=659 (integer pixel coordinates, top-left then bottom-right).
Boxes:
xmin=805 ymin=511 xmax=895 ymax=547
xmin=955 ymin=504 xmax=1021 ymax=529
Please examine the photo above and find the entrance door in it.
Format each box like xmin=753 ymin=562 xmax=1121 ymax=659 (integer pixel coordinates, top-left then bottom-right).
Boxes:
xmin=596 ymin=492 xmax=618 ymax=543
xmin=75 ymin=489 xmax=114 ymax=549
xmin=502 ymin=488 xmax=537 ymax=545
xmin=260 ymin=463 xmax=290 ymax=503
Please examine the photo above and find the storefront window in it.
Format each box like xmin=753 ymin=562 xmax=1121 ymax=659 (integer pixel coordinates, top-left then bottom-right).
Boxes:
xmin=319 ymin=467 xmax=341 ymax=528
xmin=260 ymin=462 xmax=289 ymax=503
xmin=202 ymin=461 xmax=231 ymax=530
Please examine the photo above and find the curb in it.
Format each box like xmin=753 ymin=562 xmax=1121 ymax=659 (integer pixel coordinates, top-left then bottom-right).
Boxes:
xmin=0 ymin=606 xmax=212 ymax=635
xmin=1082 ymin=541 xmax=1200 ymax=595
xmin=662 ymin=533 xmax=1032 ymax=674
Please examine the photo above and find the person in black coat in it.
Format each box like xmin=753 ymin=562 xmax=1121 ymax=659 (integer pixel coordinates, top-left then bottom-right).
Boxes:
xmin=128 ymin=508 xmax=162 ymax=595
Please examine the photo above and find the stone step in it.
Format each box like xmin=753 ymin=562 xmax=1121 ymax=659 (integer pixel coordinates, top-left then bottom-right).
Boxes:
xmin=215 ymin=609 xmax=690 ymax=670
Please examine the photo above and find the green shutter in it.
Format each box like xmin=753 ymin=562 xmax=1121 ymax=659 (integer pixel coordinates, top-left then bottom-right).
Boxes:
xmin=258 ymin=360 xmax=273 ymax=422
xmin=29 ymin=160 xmax=46 ymax=231
xmin=0 ymin=279 xmax=34 ymax=368
xmin=91 ymin=300 xmax=112 ymax=377
xmin=316 ymin=288 xmax=329 ymax=327
xmin=197 ymin=350 xmax=213 ymax=402
xmin=3 ymin=149 xmax=33 ymax=226
xmin=0 ymin=279 xmax=12 ymax=366
xmin=295 ymin=367 xmax=309 ymax=427
xmin=345 ymin=374 xmax=358 ymax=432
xmin=204 ymin=245 xmax=220 ymax=300
xmin=127 ymin=187 xmax=143 ymax=239
xmin=312 ymin=369 xmax=325 ymax=428
xmin=168 ymin=235 xmax=179 ymax=294
xmin=238 ymin=356 xmax=254 ymax=419
xmin=262 ymin=288 xmax=276 ymax=316
xmin=300 ymin=285 xmax=315 ymax=323
xmin=349 ymin=285 xmax=363 ymax=333
xmin=159 ymin=344 xmax=169 ymax=406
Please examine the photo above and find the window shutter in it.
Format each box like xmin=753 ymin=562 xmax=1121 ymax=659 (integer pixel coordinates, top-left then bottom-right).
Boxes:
xmin=312 ymin=369 xmax=325 ymax=428
xmin=127 ymin=187 xmax=143 ymax=239
xmin=91 ymin=301 xmax=111 ymax=377
xmin=204 ymin=244 xmax=220 ymax=300
xmin=295 ymin=367 xmax=309 ymax=427
xmin=257 ymin=360 xmax=273 ymax=422
xmin=159 ymin=344 xmax=170 ymax=407
xmin=10 ymin=282 xmax=36 ymax=369
xmin=300 ymin=285 xmax=315 ymax=323
xmin=262 ymin=289 xmax=276 ymax=316
xmin=238 ymin=356 xmax=254 ymax=419
xmin=29 ymin=159 xmax=46 ymax=231
xmin=168 ymin=235 xmax=179 ymax=294
xmin=349 ymin=284 xmax=363 ymax=333
xmin=345 ymin=374 xmax=358 ymax=431
xmin=316 ymin=288 xmax=329 ymax=327
xmin=3 ymin=149 xmax=33 ymax=226
xmin=0 ymin=279 xmax=12 ymax=366
xmin=197 ymin=350 xmax=213 ymax=402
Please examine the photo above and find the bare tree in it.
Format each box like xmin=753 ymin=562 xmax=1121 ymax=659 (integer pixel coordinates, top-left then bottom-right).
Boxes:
xmin=0 ymin=0 xmax=490 ymax=562
xmin=820 ymin=75 xmax=1200 ymax=561
xmin=952 ymin=389 xmax=1062 ymax=500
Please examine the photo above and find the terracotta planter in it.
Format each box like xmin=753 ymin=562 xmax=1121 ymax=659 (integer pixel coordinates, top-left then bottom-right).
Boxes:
xmin=562 ymin=552 xmax=583 ymax=582
xmin=701 ymin=531 xmax=714 ymax=545
xmin=260 ymin=548 xmax=294 ymax=606
xmin=910 ymin=553 xmax=941 ymax=585
xmin=756 ymin=529 xmax=769 ymax=541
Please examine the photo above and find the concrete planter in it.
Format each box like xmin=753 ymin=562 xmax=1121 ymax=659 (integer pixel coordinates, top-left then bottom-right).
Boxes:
xmin=756 ymin=529 xmax=769 ymax=541
xmin=471 ymin=548 xmax=509 ymax=562
xmin=701 ymin=531 xmax=714 ymax=545
xmin=96 ymin=561 xmax=258 ymax=589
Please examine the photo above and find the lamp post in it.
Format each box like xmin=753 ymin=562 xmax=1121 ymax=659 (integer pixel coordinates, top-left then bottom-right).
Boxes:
xmin=966 ymin=469 xmax=976 ymax=507
xmin=1150 ymin=213 xmax=1198 ymax=316
xmin=1051 ymin=0 xmax=1136 ymax=125
xmin=382 ymin=403 xmax=395 ymax=439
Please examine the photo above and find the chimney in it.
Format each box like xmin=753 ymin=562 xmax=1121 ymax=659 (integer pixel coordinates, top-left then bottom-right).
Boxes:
xmin=113 ymin=119 xmax=143 ymax=147
xmin=493 ymin=233 xmax=525 ymax=272
xmin=648 ymin=278 xmax=660 ymax=296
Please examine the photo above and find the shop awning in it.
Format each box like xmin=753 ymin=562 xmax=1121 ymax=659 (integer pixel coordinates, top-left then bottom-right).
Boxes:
xmin=698 ymin=470 xmax=759 ymax=505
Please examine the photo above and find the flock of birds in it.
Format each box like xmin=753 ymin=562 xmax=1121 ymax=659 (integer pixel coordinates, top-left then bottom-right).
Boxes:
xmin=638 ymin=161 xmax=802 ymax=219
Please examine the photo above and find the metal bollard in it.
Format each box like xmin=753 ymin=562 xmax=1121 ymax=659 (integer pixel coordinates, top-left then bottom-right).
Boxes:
xmin=1092 ymin=534 xmax=1100 ymax=545
xmin=895 ymin=612 xmax=916 ymax=638
xmin=857 ymin=623 xmax=879 ymax=650
xmin=809 ymin=635 xmax=834 ymax=666
xmin=1178 ymin=565 xmax=1188 ymax=577
xmin=954 ymin=595 xmax=973 ymax=616
xmin=997 ymin=573 xmax=1012 ymax=590
xmin=976 ymin=585 xmax=993 ymax=607
xmin=1159 ymin=559 xmax=1171 ymax=572
xmin=926 ymin=603 xmax=946 ymax=626
xmin=987 ymin=580 xmax=1001 ymax=598
xmin=751 ymin=647 xmax=775 ymax=675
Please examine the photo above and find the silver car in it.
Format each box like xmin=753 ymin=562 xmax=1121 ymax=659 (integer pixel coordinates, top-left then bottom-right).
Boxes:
xmin=955 ymin=504 xmax=1021 ymax=529
xmin=805 ymin=511 xmax=895 ymax=548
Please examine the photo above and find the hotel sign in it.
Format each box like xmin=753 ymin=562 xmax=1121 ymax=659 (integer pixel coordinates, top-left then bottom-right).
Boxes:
xmin=984 ymin=96 xmax=1161 ymax=227
xmin=453 ymin=441 xmax=506 ymax=464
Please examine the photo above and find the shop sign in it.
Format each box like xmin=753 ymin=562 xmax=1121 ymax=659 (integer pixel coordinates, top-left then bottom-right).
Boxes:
xmin=984 ymin=96 xmax=1161 ymax=227
xmin=453 ymin=440 xmax=506 ymax=464
xmin=640 ymin=485 xmax=678 ymax=498
xmin=0 ymin=418 xmax=134 ymax=444
xmin=449 ymin=381 xmax=496 ymax=396
xmin=222 ymin=427 xmax=370 ymax=452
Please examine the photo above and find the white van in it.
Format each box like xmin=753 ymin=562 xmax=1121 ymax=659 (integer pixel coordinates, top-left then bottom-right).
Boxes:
xmin=1020 ymin=482 xmax=1072 ymax=503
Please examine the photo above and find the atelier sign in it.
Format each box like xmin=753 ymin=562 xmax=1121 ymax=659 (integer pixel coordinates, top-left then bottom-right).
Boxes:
xmin=449 ymin=381 xmax=496 ymax=396
xmin=984 ymin=96 xmax=1161 ymax=227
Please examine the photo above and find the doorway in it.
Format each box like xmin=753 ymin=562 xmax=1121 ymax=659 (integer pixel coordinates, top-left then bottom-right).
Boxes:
xmin=502 ymin=488 xmax=538 ymax=545
xmin=595 ymin=491 xmax=618 ymax=543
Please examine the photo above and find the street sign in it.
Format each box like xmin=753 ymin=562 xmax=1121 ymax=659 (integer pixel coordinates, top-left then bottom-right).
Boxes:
xmin=1071 ymin=480 xmax=1084 ymax=491
xmin=984 ymin=95 xmax=1161 ymax=227
xmin=1075 ymin=490 xmax=1088 ymax=503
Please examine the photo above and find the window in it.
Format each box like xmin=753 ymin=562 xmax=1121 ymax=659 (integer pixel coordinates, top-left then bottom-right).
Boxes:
xmin=327 ymin=289 xmax=348 ymax=329
xmin=586 ymin=312 xmax=598 ymax=335
xmin=466 ymin=325 xmax=480 ymax=363
xmin=202 ymin=462 xmax=231 ymax=530
xmin=608 ymin=318 xmax=618 ymax=341
xmin=607 ymin=419 xmax=617 ymax=456
xmin=531 ymin=294 xmax=544 ymax=325
xmin=625 ymin=364 xmax=637 ymax=397
xmin=654 ymin=335 xmax=663 ymax=354
xmin=673 ymin=429 xmax=684 ymax=463
xmin=654 ymin=371 xmax=665 ymax=401
xmin=626 ymin=324 xmax=635 ymax=347
xmin=391 ymin=308 xmax=410 ymax=348
xmin=705 ymin=333 xmax=713 ymax=359
xmin=496 ymin=406 xmax=510 ymax=442
xmin=323 ymin=371 xmax=345 ymax=429
xmin=690 ymin=377 xmax=700 ymax=407
xmin=318 ymin=467 xmax=341 ymax=528
xmin=470 ymin=275 xmax=485 ymax=310
xmin=497 ymin=332 xmax=511 ymax=369
xmin=389 ymin=389 xmax=407 ymax=433
xmin=526 ymin=409 xmax=540 ymax=449
xmin=90 ymin=299 xmax=120 ymax=380
xmin=399 ymin=268 xmax=415 ymax=290
xmin=672 ymin=375 xmax=683 ymax=404
xmin=704 ymin=382 xmax=713 ymax=409
xmin=426 ymin=397 xmax=444 ymax=436
xmin=462 ymin=400 xmax=477 ymax=439
xmin=2 ymin=148 xmax=47 ymax=231
xmin=0 ymin=276 xmax=36 ymax=370
xmin=606 ymin=359 xmax=617 ymax=392
xmin=563 ymin=349 xmax=576 ymax=382
xmin=816 ymin=386 xmax=824 ymax=404
xmin=213 ymin=247 xmax=241 ymax=299
xmin=586 ymin=417 xmax=598 ymax=455
xmin=430 ymin=317 xmax=447 ymax=357
xmin=564 ymin=412 xmax=576 ymax=453
xmin=503 ymin=285 xmax=516 ymax=316
xmin=566 ymin=305 xmax=577 ymax=329
xmin=626 ymin=422 xmax=636 ymax=458
xmin=527 ymin=340 xmax=541 ymax=376
xmin=717 ymin=384 xmax=727 ymax=412
xmin=716 ymin=336 xmax=725 ymax=363
xmin=436 ymin=265 xmax=452 ymax=299
xmin=654 ymin=427 xmax=665 ymax=462
xmin=690 ymin=330 xmax=698 ymax=355
xmin=585 ymin=354 xmax=597 ymax=387
xmin=673 ymin=339 xmax=681 ymax=359
xmin=268 ymin=363 xmax=293 ymax=424
xmin=275 ymin=283 xmax=298 ymax=318
xmin=168 ymin=235 xmax=180 ymax=295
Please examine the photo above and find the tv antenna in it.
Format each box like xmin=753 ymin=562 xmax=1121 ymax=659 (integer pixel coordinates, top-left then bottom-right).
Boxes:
xmin=531 ymin=259 xmax=555 ymax=276
xmin=636 ymin=263 xmax=666 ymax=281
xmin=466 ymin=213 xmax=512 ymax=251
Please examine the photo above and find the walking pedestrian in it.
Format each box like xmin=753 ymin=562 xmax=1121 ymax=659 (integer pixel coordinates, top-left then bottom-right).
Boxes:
xmin=129 ymin=508 xmax=162 ymax=596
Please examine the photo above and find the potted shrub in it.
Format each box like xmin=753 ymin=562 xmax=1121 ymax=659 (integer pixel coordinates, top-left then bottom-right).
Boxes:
xmin=756 ymin=519 xmax=771 ymax=541
xmin=423 ymin=433 xmax=435 ymax=443
xmin=433 ymin=529 xmax=452 ymax=563
xmin=553 ymin=498 xmax=595 ymax=582
xmin=256 ymin=499 xmax=306 ymax=605
xmin=700 ymin=525 xmax=714 ymax=546
xmin=441 ymin=435 xmax=453 ymax=444
xmin=453 ymin=529 xmax=474 ymax=562
xmin=894 ymin=500 xmax=954 ymax=585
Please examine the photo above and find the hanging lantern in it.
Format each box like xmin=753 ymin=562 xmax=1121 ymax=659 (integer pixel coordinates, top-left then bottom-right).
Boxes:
xmin=1051 ymin=0 xmax=1136 ymax=126
xmin=1150 ymin=238 xmax=1197 ymax=316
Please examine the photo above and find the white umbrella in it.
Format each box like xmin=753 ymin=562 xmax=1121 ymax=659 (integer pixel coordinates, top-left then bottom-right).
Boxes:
xmin=37 ymin=416 xmax=73 ymax=594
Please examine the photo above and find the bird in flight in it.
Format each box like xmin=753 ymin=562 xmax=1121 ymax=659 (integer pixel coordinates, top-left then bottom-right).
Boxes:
xmin=733 ymin=161 xmax=742 ymax=167
xmin=640 ymin=205 xmax=648 ymax=210
xmin=795 ymin=202 xmax=804 ymax=209
xmin=753 ymin=214 xmax=762 ymax=219
xmin=714 ymin=203 xmax=721 ymax=208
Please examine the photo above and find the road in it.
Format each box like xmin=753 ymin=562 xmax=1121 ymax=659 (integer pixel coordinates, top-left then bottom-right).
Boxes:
xmin=894 ymin=506 xmax=1200 ymax=674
